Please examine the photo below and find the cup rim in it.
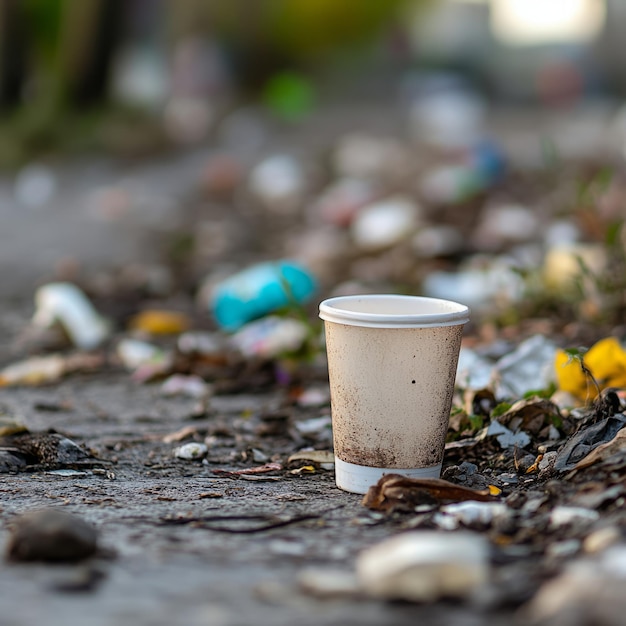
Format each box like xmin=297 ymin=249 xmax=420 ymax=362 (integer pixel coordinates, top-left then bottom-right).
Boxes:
xmin=319 ymin=294 xmax=470 ymax=329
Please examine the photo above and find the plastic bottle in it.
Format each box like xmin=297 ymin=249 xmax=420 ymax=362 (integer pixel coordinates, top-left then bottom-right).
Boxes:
xmin=211 ymin=261 xmax=316 ymax=331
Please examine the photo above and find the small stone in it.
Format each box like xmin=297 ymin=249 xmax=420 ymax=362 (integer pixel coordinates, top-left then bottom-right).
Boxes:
xmin=539 ymin=451 xmax=558 ymax=471
xmin=174 ymin=442 xmax=208 ymax=460
xmin=7 ymin=509 xmax=98 ymax=562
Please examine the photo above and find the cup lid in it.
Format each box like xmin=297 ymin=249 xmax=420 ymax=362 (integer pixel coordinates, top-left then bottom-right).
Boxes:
xmin=319 ymin=294 xmax=470 ymax=329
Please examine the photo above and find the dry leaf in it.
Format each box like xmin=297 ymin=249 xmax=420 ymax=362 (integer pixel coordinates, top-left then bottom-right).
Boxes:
xmin=362 ymin=474 xmax=498 ymax=512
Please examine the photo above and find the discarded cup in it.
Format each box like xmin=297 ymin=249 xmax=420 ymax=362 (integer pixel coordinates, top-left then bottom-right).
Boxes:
xmin=319 ymin=295 xmax=469 ymax=494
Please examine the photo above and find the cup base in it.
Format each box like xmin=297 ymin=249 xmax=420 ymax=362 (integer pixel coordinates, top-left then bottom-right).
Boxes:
xmin=334 ymin=457 xmax=442 ymax=494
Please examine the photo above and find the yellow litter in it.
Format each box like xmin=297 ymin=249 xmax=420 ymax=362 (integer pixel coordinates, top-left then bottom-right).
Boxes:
xmin=129 ymin=310 xmax=191 ymax=335
xmin=555 ymin=337 xmax=626 ymax=400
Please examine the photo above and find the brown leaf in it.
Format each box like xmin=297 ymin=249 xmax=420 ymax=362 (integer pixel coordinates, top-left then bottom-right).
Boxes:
xmin=362 ymin=474 xmax=498 ymax=512
xmin=212 ymin=462 xmax=283 ymax=476
xmin=498 ymin=398 xmax=562 ymax=434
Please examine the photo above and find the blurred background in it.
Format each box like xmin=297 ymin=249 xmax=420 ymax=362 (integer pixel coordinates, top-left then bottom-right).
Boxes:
xmin=2 ymin=0 xmax=626 ymax=333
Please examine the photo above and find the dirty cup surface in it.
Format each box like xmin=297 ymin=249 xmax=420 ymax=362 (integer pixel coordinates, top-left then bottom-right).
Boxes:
xmin=319 ymin=294 xmax=469 ymax=494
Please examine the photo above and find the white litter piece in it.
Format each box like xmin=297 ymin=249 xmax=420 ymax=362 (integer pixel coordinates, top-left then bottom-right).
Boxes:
xmin=357 ymin=531 xmax=489 ymax=602
xmin=485 ymin=419 xmax=531 ymax=449
xmin=434 ymin=501 xmax=509 ymax=530
xmin=116 ymin=339 xmax=166 ymax=370
xmin=161 ymin=374 xmax=210 ymax=398
xmin=33 ymin=283 xmax=110 ymax=350
xmin=456 ymin=347 xmax=494 ymax=390
xmin=549 ymin=506 xmax=600 ymax=529
xmin=493 ymin=334 xmax=557 ymax=398
xmin=351 ymin=195 xmax=421 ymax=251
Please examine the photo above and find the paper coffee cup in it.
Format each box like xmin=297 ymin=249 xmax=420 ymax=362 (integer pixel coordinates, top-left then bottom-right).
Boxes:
xmin=319 ymin=295 xmax=469 ymax=494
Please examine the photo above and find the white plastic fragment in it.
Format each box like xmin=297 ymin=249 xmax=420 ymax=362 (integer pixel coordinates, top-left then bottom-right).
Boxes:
xmin=230 ymin=316 xmax=309 ymax=359
xmin=33 ymin=283 xmax=110 ymax=350
xmin=356 ymin=531 xmax=489 ymax=602
xmin=549 ymin=506 xmax=600 ymax=529
xmin=486 ymin=419 xmax=531 ymax=449
xmin=116 ymin=339 xmax=166 ymax=370
xmin=248 ymin=154 xmax=305 ymax=211
xmin=456 ymin=347 xmax=494 ymax=390
xmin=294 ymin=415 xmax=332 ymax=436
xmin=177 ymin=331 xmax=229 ymax=357
xmin=434 ymin=501 xmax=510 ymax=530
xmin=296 ymin=387 xmax=330 ymax=408
xmin=423 ymin=257 xmax=524 ymax=310
xmin=161 ymin=374 xmax=210 ymax=398
xmin=492 ymin=334 xmax=557 ymax=398
xmin=174 ymin=442 xmax=208 ymax=460
xmin=0 ymin=355 xmax=66 ymax=386
xmin=351 ymin=195 xmax=421 ymax=250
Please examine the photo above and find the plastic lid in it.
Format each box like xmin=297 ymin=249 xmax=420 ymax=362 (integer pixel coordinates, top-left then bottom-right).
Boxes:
xmin=319 ymin=294 xmax=470 ymax=329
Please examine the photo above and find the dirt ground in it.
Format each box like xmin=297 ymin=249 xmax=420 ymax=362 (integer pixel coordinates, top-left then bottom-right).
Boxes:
xmin=0 ymin=373 xmax=514 ymax=626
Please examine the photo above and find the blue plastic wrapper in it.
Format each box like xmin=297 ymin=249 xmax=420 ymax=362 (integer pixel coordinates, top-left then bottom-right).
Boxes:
xmin=211 ymin=261 xmax=317 ymax=331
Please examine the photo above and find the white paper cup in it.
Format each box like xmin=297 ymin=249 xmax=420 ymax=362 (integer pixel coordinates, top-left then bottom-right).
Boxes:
xmin=319 ymin=295 xmax=469 ymax=494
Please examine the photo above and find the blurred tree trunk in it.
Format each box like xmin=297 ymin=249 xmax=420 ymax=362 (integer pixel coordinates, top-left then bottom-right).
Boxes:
xmin=0 ymin=0 xmax=25 ymax=108
xmin=58 ymin=0 xmax=122 ymax=106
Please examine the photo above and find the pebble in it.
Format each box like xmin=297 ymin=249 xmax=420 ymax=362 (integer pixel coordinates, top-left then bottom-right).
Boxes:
xmin=539 ymin=451 xmax=558 ymax=471
xmin=356 ymin=531 xmax=489 ymax=602
xmin=6 ymin=509 xmax=98 ymax=563
xmin=174 ymin=442 xmax=208 ymax=460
